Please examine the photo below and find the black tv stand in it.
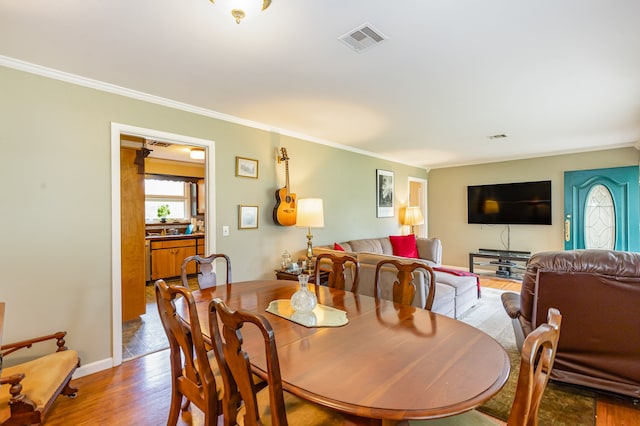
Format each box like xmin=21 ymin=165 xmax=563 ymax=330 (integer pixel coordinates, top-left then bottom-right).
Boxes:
xmin=469 ymin=249 xmax=531 ymax=280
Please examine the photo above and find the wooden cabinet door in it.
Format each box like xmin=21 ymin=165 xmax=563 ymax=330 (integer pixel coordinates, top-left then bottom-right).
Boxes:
xmin=120 ymin=148 xmax=146 ymax=321
xmin=151 ymin=243 xmax=197 ymax=280
xmin=174 ymin=246 xmax=197 ymax=276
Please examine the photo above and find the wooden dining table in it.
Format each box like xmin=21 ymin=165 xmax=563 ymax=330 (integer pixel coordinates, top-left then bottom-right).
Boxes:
xmin=185 ymin=279 xmax=510 ymax=425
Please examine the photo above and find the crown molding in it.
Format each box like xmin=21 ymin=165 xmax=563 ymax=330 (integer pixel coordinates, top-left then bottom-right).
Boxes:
xmin=0 ymin=55 xmax=426 ymax=170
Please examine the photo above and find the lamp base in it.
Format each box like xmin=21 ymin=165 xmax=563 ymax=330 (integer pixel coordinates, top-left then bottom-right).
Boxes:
xmin=306 ymin=227 xmax=314 ymax=273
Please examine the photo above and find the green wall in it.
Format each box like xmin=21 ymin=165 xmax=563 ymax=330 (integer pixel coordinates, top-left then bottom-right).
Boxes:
xmin=0 ymin=65 xmax=426 ymax=371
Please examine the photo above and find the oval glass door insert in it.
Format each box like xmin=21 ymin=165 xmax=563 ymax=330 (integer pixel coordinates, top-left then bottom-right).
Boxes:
xmin=584 ymin=184 xmax=615 ymax=249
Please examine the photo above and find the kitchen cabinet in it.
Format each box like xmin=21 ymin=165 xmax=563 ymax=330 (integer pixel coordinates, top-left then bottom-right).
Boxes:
xmin=197 ymin=237 xmax=205 ymax=256
xmin=197 ymin=179 xmax=205 ymax=215
xmin=150 ymin=236 xmax=202 ymax=280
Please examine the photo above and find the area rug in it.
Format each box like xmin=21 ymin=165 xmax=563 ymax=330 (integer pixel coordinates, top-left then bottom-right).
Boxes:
xmin=458 ymin=287 xmax=596 ymax=425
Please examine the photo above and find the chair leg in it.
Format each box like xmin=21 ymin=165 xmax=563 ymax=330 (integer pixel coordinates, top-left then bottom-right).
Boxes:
xmin=61 ymin=380 xmax=79 ymax=398
xmin=167 ymin=392 xmax=182 ymax=426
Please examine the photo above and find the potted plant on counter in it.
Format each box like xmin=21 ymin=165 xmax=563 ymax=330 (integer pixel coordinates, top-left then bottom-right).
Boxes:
xmin=157 ymin=204 xmax=170 ymax=223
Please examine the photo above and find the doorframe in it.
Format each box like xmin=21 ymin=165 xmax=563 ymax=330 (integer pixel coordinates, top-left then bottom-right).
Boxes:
xmin=408 ymin=176 xmax=428 ymax=237
xmin=110 ymin=122 xmax=216 ymax=366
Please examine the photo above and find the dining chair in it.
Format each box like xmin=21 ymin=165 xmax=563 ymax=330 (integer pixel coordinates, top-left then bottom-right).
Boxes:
xmin=181 ymin=253 xmax=232 ymax=289
xmin=208 ymin=298 xmax=374 ymax=426
xmin=374 ymin=259 xmax=436 ymax=310
xmin=314 ymin=252 xmax=360 ymax=292
xmin=410 ymin=307 xmax=563 ymax=426
xmin=155 ymin=279 xmax=223 ymax=426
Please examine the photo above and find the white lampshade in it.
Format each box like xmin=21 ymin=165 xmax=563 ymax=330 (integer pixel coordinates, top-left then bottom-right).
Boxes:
xmin=296 ymin=198 xmax=324 ymax=228
xmin=402 ymin=206 xmax=424 ymax=226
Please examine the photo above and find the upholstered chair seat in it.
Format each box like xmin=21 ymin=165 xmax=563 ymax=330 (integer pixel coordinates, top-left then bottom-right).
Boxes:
xmin=0 ymin=349 xmax=79 ymax=424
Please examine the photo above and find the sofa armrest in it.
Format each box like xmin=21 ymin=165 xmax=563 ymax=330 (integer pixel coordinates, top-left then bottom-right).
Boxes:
xmin=416 ymin=238 xmax=442 ymax=265
xmin=501 ymin=291 xmax=521 ymax=319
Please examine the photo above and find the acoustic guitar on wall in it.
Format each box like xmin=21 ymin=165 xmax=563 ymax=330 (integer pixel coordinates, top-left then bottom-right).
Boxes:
xmin=273 ymin=147 xmax=297 ymax=226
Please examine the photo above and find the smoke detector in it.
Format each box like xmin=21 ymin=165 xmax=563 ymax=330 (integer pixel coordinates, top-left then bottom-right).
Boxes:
xmin=338 ymin=23 xmax=387 ymax=53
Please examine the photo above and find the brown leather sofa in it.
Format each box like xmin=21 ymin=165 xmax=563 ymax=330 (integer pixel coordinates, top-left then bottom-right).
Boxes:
xmin=501 ymin=249 xmax=640 ymax=398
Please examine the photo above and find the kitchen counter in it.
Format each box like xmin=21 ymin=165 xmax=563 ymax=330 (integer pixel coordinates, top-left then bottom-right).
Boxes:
xmin=146 ymin=233 xmax=205 ymax=242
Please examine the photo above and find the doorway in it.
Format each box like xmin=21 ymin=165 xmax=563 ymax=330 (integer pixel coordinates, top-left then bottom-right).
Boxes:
xmin=564 ymin=165 xmax=639 ymax=251
xmin=408 ymin=177 xmax=428 ymax=237
xmin=111 ymin=123 xmax=216 ymax=367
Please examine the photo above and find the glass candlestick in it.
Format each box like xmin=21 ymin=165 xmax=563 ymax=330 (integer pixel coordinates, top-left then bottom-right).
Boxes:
xmin=290 ymin=274 xmax=317 ymax=314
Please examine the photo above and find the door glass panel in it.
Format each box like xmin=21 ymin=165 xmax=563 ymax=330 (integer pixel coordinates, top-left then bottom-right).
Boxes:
xmin=584 ymin=184 xmax=615 ymax=249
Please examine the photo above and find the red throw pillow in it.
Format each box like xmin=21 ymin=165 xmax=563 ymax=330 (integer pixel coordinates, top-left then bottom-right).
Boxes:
xmin=389 ymin=235 xmax=418 ymax=258
xmin=333 ymin=242 xmax=345 ymax=251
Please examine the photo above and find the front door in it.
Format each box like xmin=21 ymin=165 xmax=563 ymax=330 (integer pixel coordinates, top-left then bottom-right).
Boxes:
xmin=564 ymin=166 xmax=639 ymax=251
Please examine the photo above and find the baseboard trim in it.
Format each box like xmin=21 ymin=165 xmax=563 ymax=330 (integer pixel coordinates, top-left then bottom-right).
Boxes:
xmin=73 ymin=357 xmax=113 ymax=378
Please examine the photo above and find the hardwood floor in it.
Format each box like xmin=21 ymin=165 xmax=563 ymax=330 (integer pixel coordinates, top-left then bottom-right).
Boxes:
xmin=42 ymin=276 xmax=639 ymax=426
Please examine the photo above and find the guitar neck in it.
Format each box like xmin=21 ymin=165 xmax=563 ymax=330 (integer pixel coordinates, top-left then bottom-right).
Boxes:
xmin=284 ymin=160 xmax=290 ymax=195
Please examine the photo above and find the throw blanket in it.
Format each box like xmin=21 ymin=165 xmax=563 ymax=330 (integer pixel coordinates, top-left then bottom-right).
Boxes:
xmin=433 ymin=267 xmax=481 ymax=297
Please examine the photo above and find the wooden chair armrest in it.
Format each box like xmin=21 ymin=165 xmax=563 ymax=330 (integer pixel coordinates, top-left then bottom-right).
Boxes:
xmin=1 ymin=331 xmax=68 ymax=357
xmin=0 ymin=373 xmax=38 ymax=413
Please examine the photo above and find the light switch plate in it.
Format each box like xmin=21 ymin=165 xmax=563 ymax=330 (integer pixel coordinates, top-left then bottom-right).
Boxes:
xmin=222 ymin=226 xmax=229 ymax=236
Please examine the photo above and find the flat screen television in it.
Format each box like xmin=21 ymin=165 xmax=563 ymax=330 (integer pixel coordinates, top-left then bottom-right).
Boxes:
xmin=467 ymin=180 xmax=552 ymax=225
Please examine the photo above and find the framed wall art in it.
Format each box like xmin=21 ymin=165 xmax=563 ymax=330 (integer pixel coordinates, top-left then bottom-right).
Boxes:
xmin=239 ymin=205 xmax=259 ymax=229
xmin=235 ymin=156 xmax=258 ymax=178
xmin=376 ymin=169 xmax=394 ymax=217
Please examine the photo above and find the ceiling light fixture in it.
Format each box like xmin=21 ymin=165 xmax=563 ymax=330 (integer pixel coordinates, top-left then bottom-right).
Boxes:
xmin=209 ymin=0 xmax=272 ymax=24
xmin=190 ymin=148 xmax=205 ymax=160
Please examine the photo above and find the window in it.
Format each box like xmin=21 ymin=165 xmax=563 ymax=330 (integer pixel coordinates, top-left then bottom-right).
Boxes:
xmin=145 ymin=179 xmax=191 ymax=222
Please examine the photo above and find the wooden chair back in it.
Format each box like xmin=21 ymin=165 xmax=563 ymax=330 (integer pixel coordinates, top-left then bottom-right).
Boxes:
xmin=314 ymin=253 xmax=360 ymax=292
xmin=374 ymin=259 xmax=436 ymax=310
xmin=155 ymin=279 xmax=221 ymax=425
xmin=181 ymin=254 xmax=232 ymax=289
xmin=209 ymin=298 xmax=289 ymax=426
xmin=508 ymin=307 xmax=562 ymax=426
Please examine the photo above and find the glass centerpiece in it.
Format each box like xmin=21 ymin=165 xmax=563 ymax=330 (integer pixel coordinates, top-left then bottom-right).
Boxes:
xmin=290 ymin=274 xmax=317 ymax=313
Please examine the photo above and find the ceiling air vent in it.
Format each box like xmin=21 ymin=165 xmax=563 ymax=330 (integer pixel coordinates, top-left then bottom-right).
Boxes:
xmin=339 ymin=23 xmax=387 ymax=53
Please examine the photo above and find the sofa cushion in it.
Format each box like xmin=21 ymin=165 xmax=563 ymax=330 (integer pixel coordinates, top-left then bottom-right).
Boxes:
xmin=333 ymin=243 xmax=345 ymax=251
xmin=431 ymin=283 xmax=455 ymax=317
xmin=389 ymin=235 xmax=418 ymax=258
xmin=416 ymin=238 xmax=442 ymax=266
xmin=433 ymin=269 xmax=478 ymax=296
xmin=348 ymin=238 xmax=389 ymax=254
xmin=356 ymin=252 xmax=436 ymax=268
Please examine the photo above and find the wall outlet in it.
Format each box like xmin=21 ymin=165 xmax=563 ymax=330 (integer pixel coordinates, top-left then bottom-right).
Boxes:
xmin=222 ymin=225 xmax=229 ymax=236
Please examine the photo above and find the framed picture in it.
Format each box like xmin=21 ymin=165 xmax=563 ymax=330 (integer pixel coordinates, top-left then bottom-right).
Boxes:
xmin=235 ymin=156 xmax=259 ymax=178
xmin=239 ymin=205 xmax=259 ymax=229
xmin=376 ymin=169 xmax=394 ymax=217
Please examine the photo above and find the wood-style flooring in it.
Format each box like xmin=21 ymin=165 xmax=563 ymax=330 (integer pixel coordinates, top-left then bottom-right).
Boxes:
xmin=42 ymin=276 xmax=640 ymax=426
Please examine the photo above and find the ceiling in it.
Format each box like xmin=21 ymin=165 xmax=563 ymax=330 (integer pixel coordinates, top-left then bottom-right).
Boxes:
xmin=2 ymin=0 xmax=640 ymax=169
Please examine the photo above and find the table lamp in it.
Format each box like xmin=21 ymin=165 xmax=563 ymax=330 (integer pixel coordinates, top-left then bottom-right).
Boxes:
xmin=402 ymin=206 xmax=424 ymax=235
xmin=296 ymin=198 xmax=324 ymax=272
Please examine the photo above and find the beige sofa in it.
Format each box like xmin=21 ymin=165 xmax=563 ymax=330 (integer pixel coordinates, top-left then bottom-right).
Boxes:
xmin=313 ymin=236 xmax=479 ymax=318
